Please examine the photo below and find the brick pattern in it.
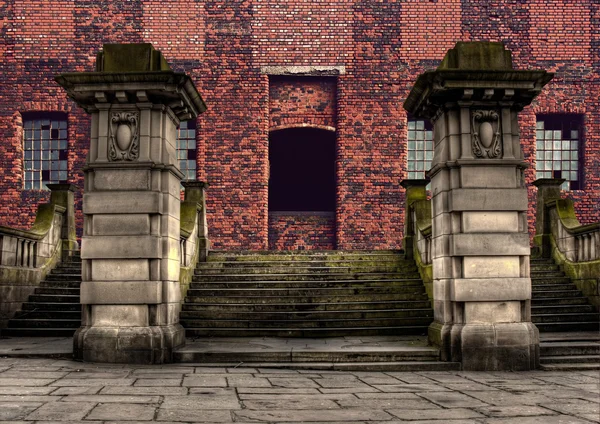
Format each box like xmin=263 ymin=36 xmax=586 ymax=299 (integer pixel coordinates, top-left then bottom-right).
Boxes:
xmin=268 ymin=213 xmax=336 ymax=250
xmin=0 ymin=1 xmax=598 ymax=250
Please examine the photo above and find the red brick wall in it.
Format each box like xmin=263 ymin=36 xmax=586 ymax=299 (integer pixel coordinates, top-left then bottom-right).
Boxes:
xmin=268 ymin=213 xmax=336 ymax=250
xmin=0 ymin=1 xmax=598 ymax=250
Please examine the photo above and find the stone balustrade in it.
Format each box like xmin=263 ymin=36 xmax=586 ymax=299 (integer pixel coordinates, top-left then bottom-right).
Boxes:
xmin=534 ymin=178 xmax=600 ymax=308
xmin=0 ymin=184 xmax=78 ymax=328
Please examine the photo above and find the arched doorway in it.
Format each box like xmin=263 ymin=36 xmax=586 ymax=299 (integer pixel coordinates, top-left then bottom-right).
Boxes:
xmin=268 ymin=127 xmax=336 ymax=250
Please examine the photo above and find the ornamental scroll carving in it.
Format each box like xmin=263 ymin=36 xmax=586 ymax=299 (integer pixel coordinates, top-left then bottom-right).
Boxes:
xmin=472 ymin=110 xmax=501 ymax=159
xmin=109 ymin=112 xmax=139 ymax=161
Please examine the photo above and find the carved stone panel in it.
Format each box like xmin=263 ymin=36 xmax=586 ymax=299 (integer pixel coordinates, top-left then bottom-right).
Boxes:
xmin=109 ymin=111 xmax=139 ymax=161
xmin=472 ymin=110 xmax=501 ymax=159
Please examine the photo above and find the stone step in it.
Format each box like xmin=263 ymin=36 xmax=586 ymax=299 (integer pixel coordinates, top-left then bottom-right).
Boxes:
xmin=177 ymin=360 xmax=461 ymax=371
xmin=539 ymin=363 xmax=600 ymax=371
xmin=12 ymin=310 xmax=81 ymax=320
xmin=182 ymin=300 xmax=432 ymax=312
xmin=39 ymin=281 xmax=81 ymax=288
xmin=540 ymin=341 xmax=600 ymax=356
xmin=180 ymin=308 xmax=433 ymax=321
xmin=184 ymin=326 xmax=430 ymax=338
xmin=192 ymin=273 xmax=421 ymax=282
xmin=29 ymin=294 xmax=80 ymax=303
xmin=531 ymin=305 xmax=596 ymax=314
xmin=21 ymin=302 xmax=81 ymax=312
xmin=181 ymin=317 xmax=434 ymax=329
xmin=51 ymin=268 xmax=83 ymax=274
xmin=531 ymin=283 xmax=578 ymax=291
xmin=194 ymin=266 xmax=420 ymax=275
xmin=190 ymin=280 xmax=424 ymax=289
xmin=530 ymin=270 xmax=565 ymax=277
xmin=1 ymin=328 xmax=77 ymax=337
xmin=7 ymin=319 xmax=80 ymax=329
xmin=530 ymin=277 xmax=572 ymax=284
xmin=34 ymin=287 xmax=80 ymax=295
xmin=208 ymin=250 xmax=402 ymax=260
xmin=531 ymin=297 xmax=592 ymax=306
xmin=535 ymin=322 xmax=600 ymax=332
xmin=540 ymin=355 xmax=600 ymax=364
xmin=532 ymin=312 xmax=600 ymax=323
xmin=198 ymin=259 xmax=415 ymax=268
xmin=44 ymin=274 xmax=82 ymax=282
xmin=186 ymin=286 xmax=426 ymax=298
xmin=529 ymin=264 xmax=561 ymax=272
xmin=531 ymin=290 xmax=583 ymax=298
xmin=185 ymin=293 xmax=430 ymax=304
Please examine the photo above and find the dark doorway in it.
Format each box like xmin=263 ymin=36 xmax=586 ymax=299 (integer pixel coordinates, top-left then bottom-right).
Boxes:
xmin=269 ymin=127 xmax=336 ymax=212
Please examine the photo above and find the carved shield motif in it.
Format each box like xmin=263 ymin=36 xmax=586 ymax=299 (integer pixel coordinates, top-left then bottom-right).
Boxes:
xmin=472 ymin=110 xmax=501 ymax=158
xmin=109 ymin=112 xmax=139 ymax=161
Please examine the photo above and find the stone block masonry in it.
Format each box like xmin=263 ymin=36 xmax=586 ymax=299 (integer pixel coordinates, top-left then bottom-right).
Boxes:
xmin=0 ymin=1 xmax=598 ymax=250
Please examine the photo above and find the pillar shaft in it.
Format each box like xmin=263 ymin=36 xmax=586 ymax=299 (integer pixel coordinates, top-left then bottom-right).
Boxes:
xmin=404 ymin=42 xmax=553 ymax=370
xmin=56 ymin=44 xmax=206 ymax=363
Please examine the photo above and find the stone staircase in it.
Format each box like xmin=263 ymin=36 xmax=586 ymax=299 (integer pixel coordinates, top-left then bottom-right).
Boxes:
xmin=531 ymin=257 xmax=600 ymax=370
xmin=180 ymin=250 xmax=434 ymax=338
xmin=2 ymin=255 xmax=81 ymax=337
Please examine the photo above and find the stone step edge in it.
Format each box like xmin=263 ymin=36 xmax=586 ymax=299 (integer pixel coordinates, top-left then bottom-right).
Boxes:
xmin=173 ymin=360 xmax=461 ymax=371
xmin=539 ymin=363 xmax=600 ymax=371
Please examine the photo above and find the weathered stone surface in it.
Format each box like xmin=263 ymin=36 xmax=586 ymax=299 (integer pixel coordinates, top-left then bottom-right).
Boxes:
xmin=87 ymin=403 xmax=157 ymax=421
xmin=25 ymin=401 xmax=96 ymax=421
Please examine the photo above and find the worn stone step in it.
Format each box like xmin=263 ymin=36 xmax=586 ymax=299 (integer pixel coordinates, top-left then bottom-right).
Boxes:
xmin=539 ymin=363 xmax=600 ymax=371
xmin=536 ymin=322 xmax=600 ymax=332
xmin=198 ymin=259 xmax=414 ymax=268
xmin=532 ymin=297 xmax=592 ymax=306
xmin=195 ymin=266 xmax=420 ymax=275
xmin=29 ymin=294 xmax=80 ymax=303
xmin=184 ymin=326 xmax=430 ymax=338
xmin=1 ymin=328 xmax=77 ymax=337
xmin=182 ymin=300 xmax=432 ymax=312
xmin=180 ymin=308 xmax=433 ymax=321
xmin=21 ymin=302 xmax=81 ymax=312
xmin=190 ymin=280 xmax=424 ymax=289
xmin=208 ymin=250 xmax=402 ymax=260
xmin=532 ymin=312 xmax=600 ymax=323
xmin=39 ymin=280 xmax=81 ymax=288
xmin=531 ymin=305 xmax=596 ymax=314
xmin=193 ymin=273 xmax=420 ymax=282
xmin=51 ymin=267 xmax=83 ymax=274
xmin=540 ymin=355 xmax=600 ymax=364
xmin=34 ymin=287 xmax=80 ymax=295
xmin=531 ymin=283 xmax=579 ymax=291
xmin=175 ymin=349 xmax=439 ymax=363
xmin=7 ymin=319 xmax=80 ymax=329
xmin=540 ymin=342 xmax=600 ymax=356
xmin=185 ymin=293 xmax=429 ymax=304
xmin=186 ymin=286 xmax=426 ymax=298
xmin=531 ymin=290 xmax=583 ymax=298
xmin=179 ymin=360 xmax=460 ymax=371
xmin=530 ymin=277 xmax=572 ymax=284
xmin=44 ymin=274 xmax=82 ymax=282
xmin=181 ymin=317 xmax=434 ymax=329
xmin=12 ymin=310 xmax=81 ymax=320
xmin=530 ymin=270 xmax=564 ymax=277
xmin=529 ymin=264 xmax=561 ymax=272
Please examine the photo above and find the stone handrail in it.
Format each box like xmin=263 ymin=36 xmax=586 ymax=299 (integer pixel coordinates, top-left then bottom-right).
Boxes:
xmin=401 ymin=180 xmax=433 ymax=299
xmin=179 ymin=181 xmax=210 ymax=298
xmin=533 ymin=178 xmax=600 ymax=308
xmin=0 ymin=184 xmax=78 ymax=329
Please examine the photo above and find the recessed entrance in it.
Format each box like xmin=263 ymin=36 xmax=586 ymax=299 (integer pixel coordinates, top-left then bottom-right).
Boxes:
xmin=268 ymin=127 xmax=336 ymax=250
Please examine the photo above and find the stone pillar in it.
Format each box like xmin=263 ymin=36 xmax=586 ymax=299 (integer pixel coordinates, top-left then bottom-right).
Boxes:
xmin=532 ymin=179 xmax=565 ymax=258
xmin=400 ymin=179 xmax=429 ymax=260
xmin=47 ymin=183 xmax=79 ymax=260
xmin=56 ymin=44 xmax=207 ymax=364
xmin=181 ymin=181 xmax=210 ymax=262
xmin=404 ymin=42 xmax=553 ymax=370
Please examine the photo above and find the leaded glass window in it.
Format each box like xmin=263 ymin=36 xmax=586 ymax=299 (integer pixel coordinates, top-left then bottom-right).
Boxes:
xmin=535 ymin=115 xmax=583 ymax=190
xmin=407 ymin=119 xmax=433 ymax=180
xmin=177 ymin=120 xmax=197 ymax=181
xmin=22 ymin=113 xmax=68 ymax=190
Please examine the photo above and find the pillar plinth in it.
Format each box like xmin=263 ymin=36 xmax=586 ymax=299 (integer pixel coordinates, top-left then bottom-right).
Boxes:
xmin=56 ymin=44 xmax=207 ymax=363
xmin=404 ymin=42 xmax=553 ymax=370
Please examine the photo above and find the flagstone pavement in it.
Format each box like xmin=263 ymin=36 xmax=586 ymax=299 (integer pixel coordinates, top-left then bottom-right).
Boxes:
xmin=0 ymin=357 xmax=598 ymax=423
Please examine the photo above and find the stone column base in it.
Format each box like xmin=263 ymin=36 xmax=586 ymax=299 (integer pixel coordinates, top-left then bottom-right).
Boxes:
xmin=429 ymin=321 xmax=539 ymax=371
xmin=73 ymin=324 xmax=185 ymax=364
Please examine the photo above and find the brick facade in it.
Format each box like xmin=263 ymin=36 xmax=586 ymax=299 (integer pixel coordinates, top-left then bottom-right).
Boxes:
xmin=0 ymin=1 xmax=598 ymax=250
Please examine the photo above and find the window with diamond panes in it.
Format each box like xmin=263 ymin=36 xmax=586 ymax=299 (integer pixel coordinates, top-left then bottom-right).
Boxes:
xmin=407 ymin=119 xmax=433 ymax=180
xmin=23 ymin=113 xmax=68 ymax=190
xmin=177 ymin=120 xmax=197 ymax=181
xmin=535 ymin=115 xmax=583 ymax=190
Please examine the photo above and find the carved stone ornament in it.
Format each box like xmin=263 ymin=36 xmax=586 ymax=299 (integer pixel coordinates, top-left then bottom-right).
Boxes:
xmin=471 ymin=110 xmax=501 ymax=158
xmin=109 ymin=111 xmax=139 ymax=161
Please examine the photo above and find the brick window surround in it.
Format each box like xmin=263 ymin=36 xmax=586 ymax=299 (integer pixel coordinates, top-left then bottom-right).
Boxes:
xmin=22 ymin=112 xmax=68 ymax=190
xmin=535 ymin=114 xmax=583 ymax=190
